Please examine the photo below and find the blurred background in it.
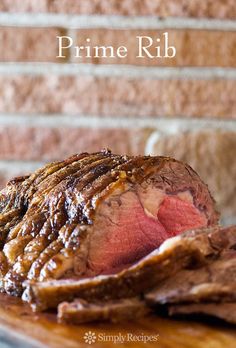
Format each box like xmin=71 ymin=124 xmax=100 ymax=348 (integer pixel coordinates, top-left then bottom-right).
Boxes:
xmin=0 ymin=0 xmax=235 ymax=224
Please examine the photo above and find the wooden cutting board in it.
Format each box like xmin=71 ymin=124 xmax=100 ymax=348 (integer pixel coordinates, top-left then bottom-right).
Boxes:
xmin=0 ymin=293 xmax=235 ymax=348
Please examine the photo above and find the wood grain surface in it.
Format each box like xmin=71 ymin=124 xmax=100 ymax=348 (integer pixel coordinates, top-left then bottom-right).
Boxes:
xmin=0 ymin=293 xmax=235 ymax=348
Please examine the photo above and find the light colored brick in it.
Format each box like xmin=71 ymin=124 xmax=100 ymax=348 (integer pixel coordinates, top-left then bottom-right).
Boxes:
xmin=0 ymin=0 xmax=48 ymax=12
xmin=0 ymin=27 xmax=67 ymax=62
xmin=0 ymin=126 xmax=152 ymax=161
xmin=150 ymin=130 xmax=236 ymax=219
xmin=71 ymin=29 xmax=236 ymax=67
xmin=0 ymin=0 xmax=235 ymax=19
xmin=0 ymin=76 xmax=235 ymax=118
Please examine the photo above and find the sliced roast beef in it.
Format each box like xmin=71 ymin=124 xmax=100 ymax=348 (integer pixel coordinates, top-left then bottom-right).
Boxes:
xmin=168 ymin=303 xmax=236 ymax=325
xmin=0 ymin=150 xmax=218 ymax=297
xmin=145 ymin=246 xmax=236 ymax=305
xmin=58 ymin=297 xmax=149 ymax=324
xmin=147 ymin=280 xmax=236 ymax=305
xmin=24 ymin=234 xmax=200 ymax=310
xmin=24 ymin=225 xmax=233 ymax=311
xmin=24 ymin=225 xmax=236 ymax=327
xmin=144 ymin=226 xmax=236 ymax=325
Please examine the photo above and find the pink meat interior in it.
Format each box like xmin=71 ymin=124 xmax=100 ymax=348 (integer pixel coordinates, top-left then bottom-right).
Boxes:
xmin=87 ymin=186 xmax=207 ymax=276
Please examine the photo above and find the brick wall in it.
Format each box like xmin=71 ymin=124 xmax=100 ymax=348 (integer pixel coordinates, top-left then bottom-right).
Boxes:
xmin=0 ymin=1 xmax=235 ymax=224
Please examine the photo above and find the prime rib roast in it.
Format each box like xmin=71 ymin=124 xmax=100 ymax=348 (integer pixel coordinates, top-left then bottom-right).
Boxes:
xmin=1 ymin=150 xmax=235 ymax=325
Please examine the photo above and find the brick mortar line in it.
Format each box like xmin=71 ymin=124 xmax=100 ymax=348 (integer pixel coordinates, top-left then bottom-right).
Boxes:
xmin=0 ymin=160 xmax=45 ymax=172
xmin=1 ymin=114 xmax=236 ymax=131
xmin=0 ymin=64 xmax=236 ymax=79
xmin=0 ymin=13 xmax=236 ymax=30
